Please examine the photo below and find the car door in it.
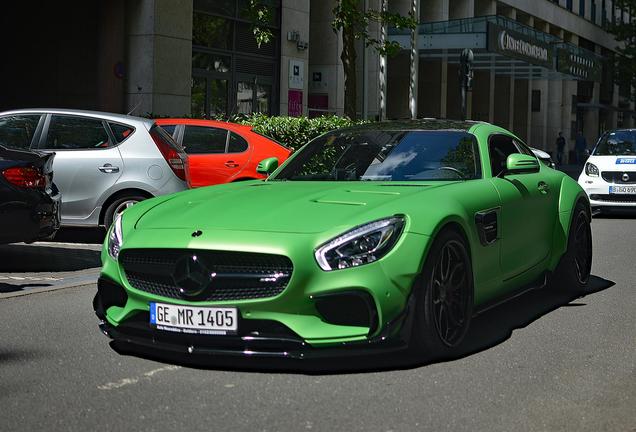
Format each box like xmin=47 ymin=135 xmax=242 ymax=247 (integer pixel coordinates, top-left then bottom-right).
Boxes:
xmin=180 ymin=125 xmax=252 ymax=187
xmin=488 ymin=134 xmax=559 ymax=279
xmin=37 ymin=114 xmax=123 ymax=224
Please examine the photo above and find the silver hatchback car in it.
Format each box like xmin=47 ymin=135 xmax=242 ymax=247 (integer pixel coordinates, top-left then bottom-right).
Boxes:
xmin=0 ymin=109 xmax=188 ymax=227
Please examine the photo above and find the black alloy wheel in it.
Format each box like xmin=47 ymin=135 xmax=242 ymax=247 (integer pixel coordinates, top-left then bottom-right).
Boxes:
xmin=430 ymin=240 xmax=471 ymax=347
xmin=411 ymin=229 xmax=473 ymax=359
xmin=573 ymin=210 xmax=592 ymax=285
xmin=553 ymin=202 xmax=593 ymax=292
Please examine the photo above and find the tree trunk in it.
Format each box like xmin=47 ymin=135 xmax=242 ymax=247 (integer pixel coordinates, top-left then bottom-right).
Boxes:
xmin=341 ymin=20 xmax=357 ymax=120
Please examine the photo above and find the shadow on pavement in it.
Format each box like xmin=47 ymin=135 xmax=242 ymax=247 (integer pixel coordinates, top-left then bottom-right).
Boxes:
xmin=0 ymin=283 xmax=51 ymax=294
xmin=109 ymin=275 xmax=615 ymax=375
xmin=53 ymin=227 xmax=106 ymax=244
xmin=0 ymin=244 xmax=101 ymax=272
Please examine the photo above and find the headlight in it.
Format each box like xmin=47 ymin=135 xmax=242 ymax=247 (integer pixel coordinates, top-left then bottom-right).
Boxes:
xmin=585 ymin=162 xmax=599 ymax=177
xmin=108 ymin=213 xmax=124 ymax=260
xmin=315 ymin=216 xmax=405 ymax=271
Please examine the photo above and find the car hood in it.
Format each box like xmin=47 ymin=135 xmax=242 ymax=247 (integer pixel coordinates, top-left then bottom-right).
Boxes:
xmin=135 ymin=181 xmax=443 ymax=233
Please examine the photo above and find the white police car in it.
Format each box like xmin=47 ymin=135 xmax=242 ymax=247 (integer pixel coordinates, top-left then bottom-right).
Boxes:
xmin=578 ymin=129 xmax=636 ymax=210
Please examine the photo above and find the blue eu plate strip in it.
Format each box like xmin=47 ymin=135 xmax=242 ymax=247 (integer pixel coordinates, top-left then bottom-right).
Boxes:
xmin=149 ymin=302 xmax=156 ymax=324
xmin=616 ymin=158 xmax=636 ymax=164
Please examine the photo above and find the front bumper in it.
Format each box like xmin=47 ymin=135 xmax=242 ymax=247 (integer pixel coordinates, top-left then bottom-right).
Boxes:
xmin=94 ymin=277 xmax=414 ymax=360
xmin=578 ymin=176 xmax=636 ymax=208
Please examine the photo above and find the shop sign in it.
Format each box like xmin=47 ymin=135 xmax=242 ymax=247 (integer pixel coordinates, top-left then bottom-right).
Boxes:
xmin=288 ymin=90 xmax=303 ymax=117
xmin=487 ymin=23 xmax=553 ymax=69
xmin=289 ymin=59 xmax=304 ymax=90
xmin=556 ymin=49 xmax=602 ymax=82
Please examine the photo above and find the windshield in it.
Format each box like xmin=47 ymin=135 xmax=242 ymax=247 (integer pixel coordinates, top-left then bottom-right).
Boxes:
xmin=271 ymin=130 xmax=481 ymax=181
xmin=593 ymin=130 xmax=636 ymax=156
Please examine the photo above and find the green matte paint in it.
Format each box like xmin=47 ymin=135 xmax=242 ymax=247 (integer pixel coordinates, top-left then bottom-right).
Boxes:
xmin=100 ymin=122 xmax=588 ymax=348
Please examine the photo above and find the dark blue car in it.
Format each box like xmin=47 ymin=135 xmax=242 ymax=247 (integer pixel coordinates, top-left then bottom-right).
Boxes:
xmin=0 ymin=145 xmax=61 ymax=244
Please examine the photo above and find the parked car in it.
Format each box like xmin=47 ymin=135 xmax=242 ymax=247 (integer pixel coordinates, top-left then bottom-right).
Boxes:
xmin=0 ymin=109 xmax=188 ymax=228
xmin=155 ymin=119 xmax=291 ymax=188
xmin=0 ymin=144 xmax=60 ymax=244
xmin=95 ymin=119 xmax=592 ymax=362
xmin=578 ymin=129 xmax=636 ymax=211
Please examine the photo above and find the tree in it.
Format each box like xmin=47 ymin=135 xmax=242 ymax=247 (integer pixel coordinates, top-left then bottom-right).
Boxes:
xmin=332 ymin=1 xmax=416 ymax=119
xmin=609 ymin=0 xmax=636 ymax=100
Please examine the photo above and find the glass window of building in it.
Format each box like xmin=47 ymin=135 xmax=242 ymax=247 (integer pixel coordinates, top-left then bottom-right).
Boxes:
xmin=192 ymin=0 xmax=280 ymax=118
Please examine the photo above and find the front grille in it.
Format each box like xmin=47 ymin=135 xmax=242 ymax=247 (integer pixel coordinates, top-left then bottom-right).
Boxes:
xmin=120 ymin=249 xmax=293 ymax=301
xmin=601 ymin=171 xmax=636 ymax=184
xmin=590 ymin=194 xmax=636 ymax=203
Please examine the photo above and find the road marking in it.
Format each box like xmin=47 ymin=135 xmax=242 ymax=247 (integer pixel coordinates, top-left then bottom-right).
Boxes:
xmin=0 ymin=275 xmax=62 ymax=281
xmin=97 ymin=365 xmax=182 ymax=390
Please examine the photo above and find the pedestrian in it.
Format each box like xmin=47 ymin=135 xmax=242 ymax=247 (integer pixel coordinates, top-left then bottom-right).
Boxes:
xmin=556 ymin=131 xmax=566 ymax=165
xmin=575 ymin=130 xmax=587 ymax=164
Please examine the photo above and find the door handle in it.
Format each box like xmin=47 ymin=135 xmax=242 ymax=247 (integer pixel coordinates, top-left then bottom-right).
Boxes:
xmin=224 ymin=161 xmax=239 ymax=168
xmin=98 ymin=164 xmax=120 ymax=173
xmin=538 ymin=181 xmax=549 ymax=194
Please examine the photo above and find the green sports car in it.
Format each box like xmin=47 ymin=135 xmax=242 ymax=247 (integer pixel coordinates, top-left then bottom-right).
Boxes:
xmin=94 ymin=120 xmax=592 ymax=361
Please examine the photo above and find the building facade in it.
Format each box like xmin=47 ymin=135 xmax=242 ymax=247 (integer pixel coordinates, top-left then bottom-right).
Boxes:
xmin=1 ymin=0 xmax=632 ymax=160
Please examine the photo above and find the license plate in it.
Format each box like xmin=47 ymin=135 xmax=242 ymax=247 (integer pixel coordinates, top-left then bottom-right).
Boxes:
xmin=609 ymin=185 xmax=636 ymax=194
xmin=149 ymin=302 xmax=238 ymax=335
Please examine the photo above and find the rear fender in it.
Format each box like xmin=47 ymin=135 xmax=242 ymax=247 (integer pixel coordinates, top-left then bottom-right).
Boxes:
xmin=549 ymin=175 xmax=590 ymax=270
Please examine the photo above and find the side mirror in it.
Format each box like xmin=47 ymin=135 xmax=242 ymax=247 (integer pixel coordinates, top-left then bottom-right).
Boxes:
xmin=504 ymin=153 xmax=540 ymax=175
xmin=256 ymin=157 xmax=279 ymax=175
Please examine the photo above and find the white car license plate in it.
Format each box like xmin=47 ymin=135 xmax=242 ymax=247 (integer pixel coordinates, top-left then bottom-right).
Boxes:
xmin=609 ymin=185 xmax=636 ymax=194
xmin=149 ymin=302 xmax=238 ymax=335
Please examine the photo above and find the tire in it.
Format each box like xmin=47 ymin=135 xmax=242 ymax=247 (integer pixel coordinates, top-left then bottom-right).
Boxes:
xmin=410 ymin=229 xmax=474 ymax=360
xmin=553 ymin=202 xmax=593 ymax=293
xmin=103 ymin=194 xmax=146 ymax=228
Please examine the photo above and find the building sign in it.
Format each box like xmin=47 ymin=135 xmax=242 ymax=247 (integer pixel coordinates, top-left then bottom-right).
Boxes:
xmin=288 ymin=90 xmax=303 ymax=117
xmin=288 ymin=59 xmax=304 ymax=90
xmin=487 ymin=23 xmax=553 ymax=69
xmin=556 ymin=48 xmax=602 ymax=82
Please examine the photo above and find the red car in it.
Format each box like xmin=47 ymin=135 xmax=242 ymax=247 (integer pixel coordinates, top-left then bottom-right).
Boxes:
xmin=155 ymin=119 xmax=291 ymax=188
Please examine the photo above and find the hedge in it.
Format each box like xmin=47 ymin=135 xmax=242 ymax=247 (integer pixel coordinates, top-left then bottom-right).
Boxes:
xmin=231 ymin=114 xmax=369 ymax=151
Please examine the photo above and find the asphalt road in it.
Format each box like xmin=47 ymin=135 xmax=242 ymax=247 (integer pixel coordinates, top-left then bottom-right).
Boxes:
xmin=0 ymin=217 xmax=634 ymax=432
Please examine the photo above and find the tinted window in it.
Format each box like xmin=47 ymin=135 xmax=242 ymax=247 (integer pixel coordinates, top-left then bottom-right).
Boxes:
xmin=0 ymin=115 xmax=41 ymax=150
xmin=109 ymin=122 xmax=135 ymax=143
xmin=228 ymin=132 xmax=248 ymax=153
xmin=273 ymin=130 xmax=481 ymax=181
xmin=160 ymin=125 xmax=177 ymax=137
xmin=45 ymin=116 xmax=110 ymax=149
xmin=593 ymin=130 xmax=636 ymax=155
xmin=182 ymin=126 xmax=227 ymax=154
xmin=488 ymin=135 xmax=519 ymax=177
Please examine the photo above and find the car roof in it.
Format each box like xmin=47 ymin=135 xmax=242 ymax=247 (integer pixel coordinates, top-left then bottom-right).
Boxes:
xmin=0 ymin=108 xmax=155 ymax=128
xmin=155 ymin=118 xmax=253 ymax=131
xmin=336 ymin=118 xmax=485 ymax=133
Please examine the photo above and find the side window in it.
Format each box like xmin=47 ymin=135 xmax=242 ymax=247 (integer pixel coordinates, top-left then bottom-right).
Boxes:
xmin=488 ymin=135 xmax=518 ymax=177
xmin=0 ymin=115 xmax=41 ymax=150
xmin=512 ymin=139 xmax=534 ymax=157
xmin=228 ymin=132 xmax=249 ymax=153
xmin=108 ymin=122 xmax=135 ymax=143
xmin=159 ymin=124 xmax=177 ymax=137
xmin=182 ymin=126 xmax=228 ymax=154
xmin=45 ymin=116 xmax=111 ymax=150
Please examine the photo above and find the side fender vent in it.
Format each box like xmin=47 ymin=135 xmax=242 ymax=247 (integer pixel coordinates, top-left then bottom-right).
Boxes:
xmin=475 ymin=208 xmax=499 ymax=246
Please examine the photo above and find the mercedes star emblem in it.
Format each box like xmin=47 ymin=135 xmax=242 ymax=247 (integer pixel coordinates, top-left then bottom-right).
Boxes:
xmin=622 ymin=173 xmax=630 ymax=182
xmin=172 ymin=255 xmax=215 ymax=298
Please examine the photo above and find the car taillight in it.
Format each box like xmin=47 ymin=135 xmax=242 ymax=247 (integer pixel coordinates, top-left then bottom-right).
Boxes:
xmin=2 ymin=167 xmax=46 ymax=189
xmin=150 ymin=127 xmax=187 ymax=181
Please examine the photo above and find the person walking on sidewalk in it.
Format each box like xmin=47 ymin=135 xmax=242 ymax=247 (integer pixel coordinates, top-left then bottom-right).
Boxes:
xmin=556 ymin=131 xmax=566 ymax=165
xmin=575 ymin=130 xmax=588 ymax=164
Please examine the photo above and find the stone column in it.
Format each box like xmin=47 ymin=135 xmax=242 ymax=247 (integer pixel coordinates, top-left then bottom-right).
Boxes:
xmin=280 ymin=1 xmax=310 ymax=116
xmin=125 ymin=0 xmax=193 ymax=116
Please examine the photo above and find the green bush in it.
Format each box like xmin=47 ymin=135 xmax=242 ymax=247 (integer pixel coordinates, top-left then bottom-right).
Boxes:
xmin=230 ymin=114 xmax=369 ymax=151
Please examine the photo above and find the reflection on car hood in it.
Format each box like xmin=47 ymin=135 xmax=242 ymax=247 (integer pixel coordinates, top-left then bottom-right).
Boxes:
xmin=135 ymin=181 xmax=442 ymax=233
